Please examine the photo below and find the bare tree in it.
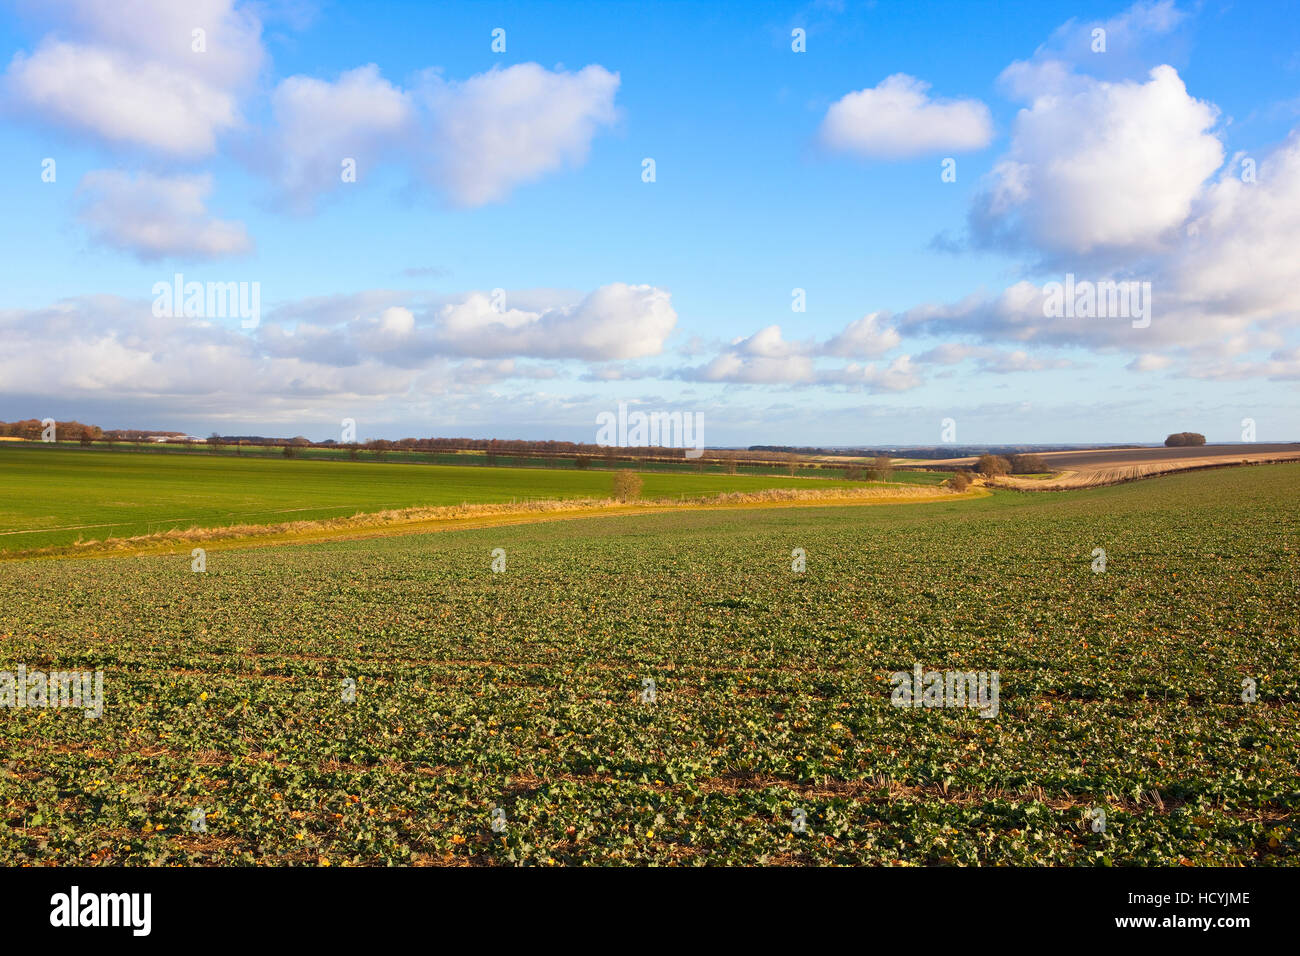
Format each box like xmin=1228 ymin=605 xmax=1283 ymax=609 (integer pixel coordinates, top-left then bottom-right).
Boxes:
xmin=612 ymin=470 xmax=643 ymax=501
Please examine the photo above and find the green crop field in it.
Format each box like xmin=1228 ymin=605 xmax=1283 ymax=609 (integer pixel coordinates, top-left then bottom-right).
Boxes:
xmin=0 ymin=444 xmax=865 ymax=553
xmin=0 ymin=463 xmax=1295 ymax=865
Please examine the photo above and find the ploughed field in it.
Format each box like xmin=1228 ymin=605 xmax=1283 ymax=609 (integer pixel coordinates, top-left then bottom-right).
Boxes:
xmin=925 ymin=443 xmax=1300 ymax=490
xmin=0 ymin=464 xmax=1295 ymax=865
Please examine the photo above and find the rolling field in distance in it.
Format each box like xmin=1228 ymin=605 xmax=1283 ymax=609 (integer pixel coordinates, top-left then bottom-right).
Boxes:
xmin=0 ymin=463 xmax=1295 ymax=865
xmin=925 ymin=443 xmax=1300 ymax=490
xmin=0 ymin=445 xmax=873 ymax=554
xmin=925 ymin=442 xmax=1300 ymax=468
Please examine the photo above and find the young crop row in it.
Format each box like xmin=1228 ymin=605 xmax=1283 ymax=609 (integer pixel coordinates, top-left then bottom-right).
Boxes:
xmin=0 ymin=465 xmax=1295 ymax=865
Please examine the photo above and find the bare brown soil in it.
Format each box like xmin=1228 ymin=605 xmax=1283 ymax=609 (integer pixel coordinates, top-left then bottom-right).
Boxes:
xmin=921 ymin=444 xmax=1300 ymax=489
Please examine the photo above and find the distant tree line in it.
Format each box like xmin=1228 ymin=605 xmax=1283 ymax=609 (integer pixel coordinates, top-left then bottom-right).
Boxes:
xmin=0 ymin=419 xmax=102 ymax=440
xmin=1164 ymin=432 xmax=1207 ymax=447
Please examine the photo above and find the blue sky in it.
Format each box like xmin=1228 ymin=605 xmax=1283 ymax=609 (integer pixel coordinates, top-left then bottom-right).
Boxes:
xmin=1 ymin=0 xmax=1298 ymax=446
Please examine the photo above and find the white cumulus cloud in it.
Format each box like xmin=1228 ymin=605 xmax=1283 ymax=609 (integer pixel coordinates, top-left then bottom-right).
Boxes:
xmin=820 ymin=74 xmax=993 ymax=159
xmin=417 ymin=63 xmax=621 ymax=206
xmin=683 ymin=321 xmax=918 ymax=390
xmin=972 ymin=65 xmax=1221 ymax=256
xmin=268 ymin=64 xmax=414 ymax=212
xmin=77 ymin=171 xmax=252 ymax=261
xmin=260 ymin=61 xmax=620 ymax=209
xmin=4 ymin=0 xmax=263 ymax=157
